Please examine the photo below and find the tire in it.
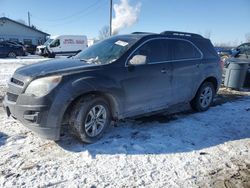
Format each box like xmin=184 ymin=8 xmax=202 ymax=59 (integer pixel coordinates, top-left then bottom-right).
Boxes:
xmin=70 ymin=96 xmax=111 ymax=143
xmin=48 ymin=52 xmax=55 ymax=58
xmin=8 ymin=52 xmax=16 ymax=58
xmin=190 ymin=82 xmax=215 ymax=112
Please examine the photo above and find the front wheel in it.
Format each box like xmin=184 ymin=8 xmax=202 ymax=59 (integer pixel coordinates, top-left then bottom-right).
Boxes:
xmin=190 ymin=82 xmax=215 ymax=112
xmin=70 ymin=96 xmax=111 ymax=143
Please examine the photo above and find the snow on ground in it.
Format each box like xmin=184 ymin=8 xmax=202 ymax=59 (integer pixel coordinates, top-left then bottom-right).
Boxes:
xmin=0 ymin=97 xmax=249 ymax=187
xmin=0 ymin=56 xmax=250 ymax=187
xmin=0 ymin=56 xmax=49 ymax=98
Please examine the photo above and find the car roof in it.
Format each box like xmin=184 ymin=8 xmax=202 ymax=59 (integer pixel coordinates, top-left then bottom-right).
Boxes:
xmin=123 ymin=31 xmax=207 ymax=42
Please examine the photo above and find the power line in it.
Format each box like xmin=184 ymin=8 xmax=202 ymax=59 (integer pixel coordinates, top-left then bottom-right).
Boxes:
xmin=33 ymin=0 xmax=108 ymax=27
xmin=32 ymin=0 xmax=102 ymax=22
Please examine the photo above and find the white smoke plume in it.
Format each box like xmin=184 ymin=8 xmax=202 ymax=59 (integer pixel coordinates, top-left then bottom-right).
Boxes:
xmin=112 ymin=0 xmax=141 ymax=34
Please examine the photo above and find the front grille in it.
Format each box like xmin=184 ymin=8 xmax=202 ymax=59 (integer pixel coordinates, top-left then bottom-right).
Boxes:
xmin=10 ymin=78 xmax=24 ymax=87
xmin=7 ymin=92 xmax=18 ymax=102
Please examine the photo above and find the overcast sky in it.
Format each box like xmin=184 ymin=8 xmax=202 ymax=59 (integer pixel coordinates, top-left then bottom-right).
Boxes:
xmin=1 ymin=0 xmax=250 ymax=45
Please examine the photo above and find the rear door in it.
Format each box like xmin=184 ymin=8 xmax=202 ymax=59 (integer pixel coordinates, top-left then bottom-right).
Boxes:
xmin=122 ymin=38 xmax=173 ymax=114
xmin=170 ymin=39 xmax=203 ymax=102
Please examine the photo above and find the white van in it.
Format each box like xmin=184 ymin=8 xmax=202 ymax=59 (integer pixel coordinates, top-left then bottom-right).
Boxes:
xmin=46 ymin=35 xmax=87 ymax=57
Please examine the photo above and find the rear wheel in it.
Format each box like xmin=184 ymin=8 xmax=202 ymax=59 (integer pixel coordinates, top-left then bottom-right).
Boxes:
xmin=190 ymin=82 xmax=215 ymax=111
xmin=70 ymin=96 xmax=111 ymax=143
xmin=8 ymin=52 xmax=16 ymax=58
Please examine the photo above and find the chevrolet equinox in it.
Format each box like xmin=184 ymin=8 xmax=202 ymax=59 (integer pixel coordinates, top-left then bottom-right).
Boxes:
xmin=3 ymin=31 xmax=222 ymax=143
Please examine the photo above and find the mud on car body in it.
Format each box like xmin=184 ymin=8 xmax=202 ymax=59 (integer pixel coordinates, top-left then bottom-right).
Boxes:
xmin=3 ymin=31 xmax=222 ymax=143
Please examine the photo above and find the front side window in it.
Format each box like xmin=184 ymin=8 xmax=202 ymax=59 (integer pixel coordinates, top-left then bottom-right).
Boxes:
xmin=238 ymin=44 xmax=250 ymax=55
xmin=50 ymin=39 xmax=60 ymax=48
xmin=170 ymin=40 xmax=201 ymax=60
xmin=238 ymin=45 xmax=244 ymax=53
xmin=246 ymin=44 xmax=250 ymax=55
xmin=129 ymin=39 xmax=170 ymax=65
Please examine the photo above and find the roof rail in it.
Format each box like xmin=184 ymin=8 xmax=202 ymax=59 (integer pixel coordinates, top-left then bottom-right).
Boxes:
xmin=160 ymin=31 xmax=203 ymax=38
xmin=131 ymin=32 xmax=156 ymax=35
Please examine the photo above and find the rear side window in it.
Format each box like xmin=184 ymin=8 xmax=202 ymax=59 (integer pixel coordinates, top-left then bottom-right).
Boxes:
xmin=170 ymin=40 xmax=201 ymax=60
xmin=194 ymin=39 xmax=218 ymax=59
xmin=132 ymin=39 xmax=171 ymax=64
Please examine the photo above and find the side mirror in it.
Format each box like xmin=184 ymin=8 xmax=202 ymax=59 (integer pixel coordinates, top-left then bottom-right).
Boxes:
xmin=129 ymin=55 xmax=147 ymax=65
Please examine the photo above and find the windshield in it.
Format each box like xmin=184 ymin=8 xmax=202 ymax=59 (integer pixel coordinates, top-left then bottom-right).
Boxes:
xmin=74 ymin=36 xmax=139 ymax=65
xmin=44 ymin=39 xmax=53 ymax=46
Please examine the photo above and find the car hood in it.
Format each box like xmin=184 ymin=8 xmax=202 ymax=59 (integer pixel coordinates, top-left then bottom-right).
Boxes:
xmin=15 ymin=58 xmax=100 ymax=77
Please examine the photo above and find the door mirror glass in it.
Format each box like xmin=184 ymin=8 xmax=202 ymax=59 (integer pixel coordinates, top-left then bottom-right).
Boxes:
xmin=129 ymin=55 xmax=147 ymax=65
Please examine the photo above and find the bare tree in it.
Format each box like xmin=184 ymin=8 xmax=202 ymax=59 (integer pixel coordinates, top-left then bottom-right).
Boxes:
xmin=98 ymin=26 xmax=110 ymax=40
xmin=204 ymin=30 xmax=212 ymax=39
xmin=245 ymin=33 xmax=250 ymax=42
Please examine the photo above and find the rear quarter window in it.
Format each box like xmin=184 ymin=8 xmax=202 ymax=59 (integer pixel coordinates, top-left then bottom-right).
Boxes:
xmin=194 ymin=39 xmax=218 ymax=59
xmin=170 ymin=40 xmax=201 ymax=60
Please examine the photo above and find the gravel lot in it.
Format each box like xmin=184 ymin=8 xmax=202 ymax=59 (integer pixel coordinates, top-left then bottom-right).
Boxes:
xmin=0 ymin=57 xmax=249 ymax=187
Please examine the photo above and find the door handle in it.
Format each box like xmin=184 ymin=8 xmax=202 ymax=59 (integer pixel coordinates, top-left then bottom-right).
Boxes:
xmin=161 ymin=68 xmax=167 ymax=74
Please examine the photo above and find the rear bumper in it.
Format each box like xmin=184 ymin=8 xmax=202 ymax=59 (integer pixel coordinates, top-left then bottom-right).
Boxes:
xmin=3 ymin=95 xmax=60 ymax=140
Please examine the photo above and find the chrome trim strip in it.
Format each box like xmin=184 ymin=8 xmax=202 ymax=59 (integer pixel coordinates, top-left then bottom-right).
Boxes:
xmin=125 ymin=37 xmax=203 ymax=67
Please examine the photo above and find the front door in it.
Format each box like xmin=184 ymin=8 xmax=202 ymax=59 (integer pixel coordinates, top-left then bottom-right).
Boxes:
xmin=122 ymin=38 xmax=173 ymax=114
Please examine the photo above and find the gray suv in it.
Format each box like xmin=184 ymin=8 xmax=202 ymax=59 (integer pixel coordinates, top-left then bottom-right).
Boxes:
xmin=3 ymin=31 xmax=222 ymax=143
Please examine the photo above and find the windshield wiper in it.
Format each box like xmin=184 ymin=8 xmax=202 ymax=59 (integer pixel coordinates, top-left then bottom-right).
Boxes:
xmin=80 ymin=58 xmax=89 ymax=62
xmin=80 ymin=57 xmax=101 ymax=65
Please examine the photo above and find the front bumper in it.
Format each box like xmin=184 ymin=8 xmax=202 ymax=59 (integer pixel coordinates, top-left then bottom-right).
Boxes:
xmin=3 ymin=94 xmax=60 ymax=140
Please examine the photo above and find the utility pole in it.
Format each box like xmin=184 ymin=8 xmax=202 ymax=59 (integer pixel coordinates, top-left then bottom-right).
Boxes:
xmin=28 ymin=11 xmax=30 ymax=27
xmin=109 ymin=0 xmax=112 ymax=36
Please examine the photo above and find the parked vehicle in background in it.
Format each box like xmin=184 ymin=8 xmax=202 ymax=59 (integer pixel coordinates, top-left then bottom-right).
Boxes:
xmin=36 ymin=37 xmax=55 ymax=56
xmin=25 ymin=44 xmax=37 ymax=54
xmin=232 ymin=42 xmax=250 ymax=58
xmin=4 ymin=41 xmax=27 ymax=55
xmin=215 ymin=47 xmax=233 ymax=61
xmin=0 ymin=41 xmax=25 ymax=58
xmin=44 ymin=35 xmax=88 ymax=58
xmin=3 ymin=31 xmax=222 ymax=143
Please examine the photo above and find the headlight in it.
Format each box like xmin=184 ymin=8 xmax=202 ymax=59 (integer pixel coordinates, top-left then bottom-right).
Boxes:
xmin=25 ymin=75 xmax=62 ymax=97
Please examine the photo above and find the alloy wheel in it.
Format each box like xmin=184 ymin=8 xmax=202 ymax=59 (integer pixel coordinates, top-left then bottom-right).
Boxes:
xmin=84 ymin=105 xmax=107 ymax=137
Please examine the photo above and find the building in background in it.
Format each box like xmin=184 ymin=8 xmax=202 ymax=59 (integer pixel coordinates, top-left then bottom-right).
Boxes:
xmin=0 ymin=17 xmax=49 ymax=45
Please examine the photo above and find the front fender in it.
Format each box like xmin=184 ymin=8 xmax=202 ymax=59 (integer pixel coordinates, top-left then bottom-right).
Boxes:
xmin=45 ymin=79 xmax=95 ymax=131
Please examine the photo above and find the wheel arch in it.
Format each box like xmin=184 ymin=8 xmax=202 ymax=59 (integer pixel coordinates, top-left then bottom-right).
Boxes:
xmin=61 ymin=91 xmax=120 ymax=126
xmin=202 ymin=76 xmax=219 ymax=91
xmin=192 ymin=76 xmax=219 ymax=101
